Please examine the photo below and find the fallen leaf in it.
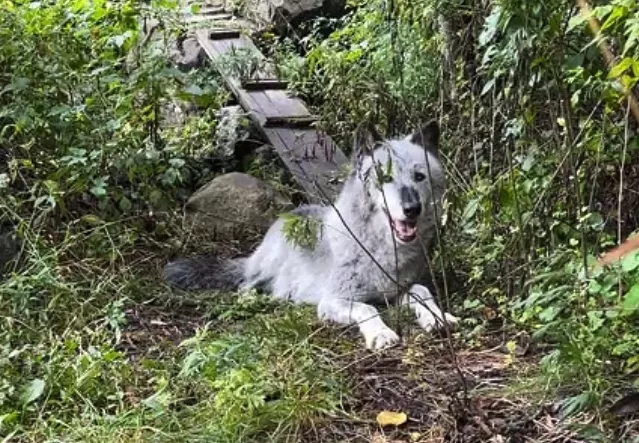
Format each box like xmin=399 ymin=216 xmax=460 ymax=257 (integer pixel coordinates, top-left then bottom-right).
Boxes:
xmin=20 ymin=379 xmax=45 ymax=405
xmin=376 ymin=410 xmax=408 ymax=427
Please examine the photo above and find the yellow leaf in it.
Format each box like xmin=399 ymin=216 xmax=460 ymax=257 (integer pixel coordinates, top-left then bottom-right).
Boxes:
xmin=81 ymin=214 xmax=103 ymax=226
xmin=376 ymin=410 xmax=408 ymax=427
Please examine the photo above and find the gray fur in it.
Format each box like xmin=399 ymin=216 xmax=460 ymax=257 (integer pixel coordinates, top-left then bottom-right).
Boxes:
xmin=163 ymin=121 xmax=459 ymax=349
xmin=163 ymin=256 xmax=247 ymax=291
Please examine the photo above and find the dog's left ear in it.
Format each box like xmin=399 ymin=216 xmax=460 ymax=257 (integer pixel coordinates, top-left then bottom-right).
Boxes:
xmin=408 ymin=120 xmax=440 ymax=157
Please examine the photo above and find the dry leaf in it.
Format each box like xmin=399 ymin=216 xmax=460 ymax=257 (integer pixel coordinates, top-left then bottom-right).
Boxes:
xmin=371 ymin=432 xmax=404 ymax=443
xmin=376 ymin=410 xmax=408 ymax=427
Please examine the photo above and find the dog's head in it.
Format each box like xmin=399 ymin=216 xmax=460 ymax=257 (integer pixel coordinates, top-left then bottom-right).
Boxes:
xmin=352 ymin=121 xmax=445 ymax=245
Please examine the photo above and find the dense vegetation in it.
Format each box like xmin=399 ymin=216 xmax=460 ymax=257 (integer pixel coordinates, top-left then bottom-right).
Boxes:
xmin=3 ymin=0 xmax=639 ymax=441
xmin=277 ymin=0 xmax=639 ymax=414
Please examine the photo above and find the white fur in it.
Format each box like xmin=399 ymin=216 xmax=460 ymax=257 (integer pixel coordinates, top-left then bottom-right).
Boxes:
xmin=237 ymin=127 xmax=459 ymax=349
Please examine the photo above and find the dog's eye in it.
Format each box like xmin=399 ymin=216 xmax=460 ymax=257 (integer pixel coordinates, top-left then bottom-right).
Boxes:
xmin=414 ymin=172 xmax=426 ymax=182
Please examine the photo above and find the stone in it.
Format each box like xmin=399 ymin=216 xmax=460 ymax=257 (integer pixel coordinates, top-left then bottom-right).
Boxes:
xmin=241 ymin=0 xmax=345 ymax=32
xmin=174 ymin=35 xmax=207 ymax=72
xmin=214 ymin=106 xmax=250 ymax=159
xmin=183 ymin=172 xmax=292 ymax=241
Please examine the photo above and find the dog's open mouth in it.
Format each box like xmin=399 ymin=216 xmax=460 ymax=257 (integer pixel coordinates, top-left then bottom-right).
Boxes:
xmin=391 ymin=219 xmax=418 ymax=243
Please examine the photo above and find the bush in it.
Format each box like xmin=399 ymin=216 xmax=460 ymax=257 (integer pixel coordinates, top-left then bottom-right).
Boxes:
xmin=276 ymin=0 xmax=639 ymax=414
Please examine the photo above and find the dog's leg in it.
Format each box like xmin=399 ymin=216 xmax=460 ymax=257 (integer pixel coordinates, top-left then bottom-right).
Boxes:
xmin=403 ymin=284 xmax=459 ymax=332
xmin=317 ymin=297 xmax=400 ymax=349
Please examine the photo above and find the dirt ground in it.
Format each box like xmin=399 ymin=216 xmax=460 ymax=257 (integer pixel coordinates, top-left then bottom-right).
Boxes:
xmin=119 ymin=294 xmax=635 ymax=443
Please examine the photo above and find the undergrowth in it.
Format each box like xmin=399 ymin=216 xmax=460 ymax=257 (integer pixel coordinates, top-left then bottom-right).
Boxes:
xmin=6 ymin=0 xmax=639 ymax=440
xmin=0 ymin=0 xmax=343 ymax=441
xmin=273 ymin=0 xmax=639 ymax=429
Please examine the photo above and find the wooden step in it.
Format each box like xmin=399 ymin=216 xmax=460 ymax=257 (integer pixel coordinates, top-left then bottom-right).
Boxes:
xmin=186 ymin=13 xmax=233 ymax=23
xmin=264 ymin=115 xmax=318 ymax=128
xmin=208 ymin=28 xmax=242 ymax=40
xmin=242 ymin=79 xmax=289 ymax=91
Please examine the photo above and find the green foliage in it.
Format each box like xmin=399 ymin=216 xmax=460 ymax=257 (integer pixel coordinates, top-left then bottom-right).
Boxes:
xmin=0 ymin=0 xmax=345 ymax=441
xmin=175 ymin=308 xmax=342 ymax=442
xmin=276 ymin=0 xmax=442 ymax=145
xmin=0 ymin=0 xmax=227 ymax=220
xmin=515 ymin=252 xmax=639 ymax=404
xmin=281 ymin=212 xmax=323 ymax=250
xmin=275 ymin=0 xmax=639 ymax=424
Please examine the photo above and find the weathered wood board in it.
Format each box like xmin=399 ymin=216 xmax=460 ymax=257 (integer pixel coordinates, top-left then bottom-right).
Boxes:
xmin=194 ymin=28 xmax=348 ymax=202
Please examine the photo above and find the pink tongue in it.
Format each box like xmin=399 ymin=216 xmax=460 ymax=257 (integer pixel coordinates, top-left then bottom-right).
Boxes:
xmin=395 ymin=220 xmax=417 ymax=236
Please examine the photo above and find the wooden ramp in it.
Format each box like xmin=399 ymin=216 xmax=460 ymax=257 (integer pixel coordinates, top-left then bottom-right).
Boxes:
xmin=195 ymin=28 xmax=348 ymax=203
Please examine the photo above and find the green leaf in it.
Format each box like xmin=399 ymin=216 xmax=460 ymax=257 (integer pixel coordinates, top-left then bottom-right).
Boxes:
xmin=20 ymin=379 xmax=45 ymax=405
xmin=462 ymin=198 xmax=480 ymax=222
xmin=601 ymin=5 xmax=626 ymax=31
xmin=149 ymin=190 xmax=163 ymax=205
xmin=479 ymin=6 xmax=502 ymax=46
xmin=480 ymin=78 xmax=495 ymax=96
xmin=81 ymin=214 xmax=104 ymax=226
xmin=90 ymin=179 xmax=108 ymax=197
xmin=567 ymin=14 xmax=586 ymax=32
xmin=119 ymin=196 xmax=132 ymax=213
xmin=183 ymin=84 xmax=205 ymax=96
xmin=622 ymin=284 xmax=639 ymax=315
xmin=609 ymin=57 xmax=634 ymax=78
xmin=539 ymin=305 xmax=560 ymax=322
xmin=621 ymin=251 xmax=639 ymax=272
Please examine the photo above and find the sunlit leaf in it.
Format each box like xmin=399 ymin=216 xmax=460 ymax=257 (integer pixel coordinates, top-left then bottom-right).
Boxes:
xmin=376 ymin=410 xmax=407 ymax=427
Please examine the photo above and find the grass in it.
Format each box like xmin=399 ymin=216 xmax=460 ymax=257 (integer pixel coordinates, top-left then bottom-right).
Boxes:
xmin=0 ymin=214 xmax=628 ymax=443
xmin=1 ymin=234 xmax=348 ymax=442
xmin=4 ymin=1 xmax=639 ymax=441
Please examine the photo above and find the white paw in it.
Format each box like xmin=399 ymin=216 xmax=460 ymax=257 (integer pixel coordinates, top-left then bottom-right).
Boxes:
xmin=365 ymin=327 xmax=400 ymax=350
xmin=418 ymin=311 xmax=459 ymax=332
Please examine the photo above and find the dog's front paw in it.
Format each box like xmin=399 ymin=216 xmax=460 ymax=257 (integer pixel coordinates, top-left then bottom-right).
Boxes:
xmin=418 ymin=311 xmax=459 ymax=332
xmin=365 ymin=327 xmax=400 ymax=350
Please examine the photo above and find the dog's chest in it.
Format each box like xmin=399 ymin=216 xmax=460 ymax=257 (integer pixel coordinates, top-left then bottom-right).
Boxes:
xmin=333 ymin=246 xmax=425 ymax=302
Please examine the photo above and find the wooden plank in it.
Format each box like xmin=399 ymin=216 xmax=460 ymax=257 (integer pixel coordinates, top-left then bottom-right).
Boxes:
xmin=186 ymin=13 xmax=233 ymax=23
xmin=245 ymin=90 xmax=310 ymax=119
xmin=195 ymin=30 xmax=267 ymax=117
xmin=194 ymin=28 xmax=349 ymax=202
xmin=208 ymin=28 xmax=241 ymax=40
xmin=220 ymin=35 xmax=278 ymax=80
xmin=197 ymin=35 xmax=307 ymax=119
xmin=263 ymin=128 xmax=319 ymax=200
xmin=278 ymin=127 xmax=348 ymax=169
xmin=263 ymin=127 xmax=347 ymax=202
xmin=200 ymin=5 xmax=225 ymax=14
xmin=242 ymin=79 xmax=288 ymax=90
xmin=247 ymin=91 xmax=275 ymax=117
xmin=209 ymin=38 xmax=276 ymax=80
xmin=264 ymin=89 xmax=310 ymax=117
xmin=264 ymin=115 xmax=318 ymax=128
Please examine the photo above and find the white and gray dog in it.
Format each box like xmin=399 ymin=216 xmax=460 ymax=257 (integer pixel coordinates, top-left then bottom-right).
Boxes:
xmin=163 ymin=121 xmax=458 ymax=349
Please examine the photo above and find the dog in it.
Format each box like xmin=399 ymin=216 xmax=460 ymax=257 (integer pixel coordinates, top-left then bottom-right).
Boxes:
xmin=163 ymin=121 xmax=459 ymax=349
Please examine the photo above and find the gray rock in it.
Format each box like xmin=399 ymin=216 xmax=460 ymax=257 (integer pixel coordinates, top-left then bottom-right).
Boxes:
xmin=243 ymin=0 xmax=345 ymax=31
xmin=215 ymin=106 xmax=250 ymax=158
xmin=174 ymin=35 xmax=207 ymax=72
xmin=183 ymin=172 xmax=292 ymax=241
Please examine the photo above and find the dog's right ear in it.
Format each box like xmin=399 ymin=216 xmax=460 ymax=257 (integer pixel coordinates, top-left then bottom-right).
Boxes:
xmin=352 ymin=122 xmax=383 ymax=161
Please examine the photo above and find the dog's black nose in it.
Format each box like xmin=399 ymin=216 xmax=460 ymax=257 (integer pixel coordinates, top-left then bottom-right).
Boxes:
xmin=403 ymin=204 xmax=421 ymax=219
